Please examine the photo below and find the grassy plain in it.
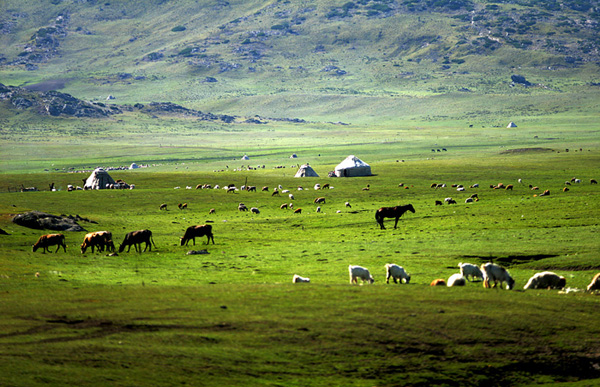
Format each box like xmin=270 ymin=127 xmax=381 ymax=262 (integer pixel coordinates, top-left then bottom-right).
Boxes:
xmin=1 ymin=117 xmax=599 ymax=385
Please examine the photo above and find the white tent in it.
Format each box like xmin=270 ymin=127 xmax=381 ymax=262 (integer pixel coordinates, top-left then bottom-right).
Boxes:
xmin=241 ymin=155 xmax=250 ymax=160
xmin=507 ymin=121 xmax=517 ymax=128
xmin=294 ymin=164 xmax=319 ymax=177
xmin=84 ymin=168 xmax=116 ymax=190
xmin=334 ymin=155 xmax=372 ymax=177
xmin=290 ymin=153 xmax=298 ymax=159
xmin=129 ymin=163 xmax=139 ymax=170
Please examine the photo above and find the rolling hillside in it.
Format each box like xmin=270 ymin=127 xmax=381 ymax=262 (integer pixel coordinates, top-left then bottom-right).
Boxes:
xmin=1 ymin=0 xmax=599 ymax=123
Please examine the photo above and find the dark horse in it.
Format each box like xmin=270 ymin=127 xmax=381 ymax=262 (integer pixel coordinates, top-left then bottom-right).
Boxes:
xmin=375 ymin=204 xmax=415 ymax=230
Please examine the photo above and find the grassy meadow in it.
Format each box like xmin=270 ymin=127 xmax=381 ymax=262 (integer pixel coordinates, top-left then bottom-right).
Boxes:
xmin=1 ymin=118 xmax=600 ymax=385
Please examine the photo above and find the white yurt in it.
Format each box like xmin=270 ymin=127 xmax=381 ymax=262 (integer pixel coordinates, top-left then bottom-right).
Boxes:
xmin=294 ymin=164 xmax=319 ymax=177
xmin=334 ymin=155 xmax=372 ymax=177
xmin=507 ymin=121 xmax=517 ymax=128
xmin=290 ymin=153 xmax=298 ymax=159
xmin=129 ymin=163 xmax=139 ymax=170
xmin=83 ymin=168 xmax=116 ymax=189
xmin=241 ymin=154 xmax=250 ymax=160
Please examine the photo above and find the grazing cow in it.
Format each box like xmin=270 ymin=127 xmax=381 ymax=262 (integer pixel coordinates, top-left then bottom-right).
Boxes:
xmin=314 ymin=197 xmax=326 ymax=204
xmin=209 ymin=208 xmax=216 ymax=214
xmin=435 ymin=200 xmax=443 ymax=206
xmin=294 ymin=208 xmax=302 ymax=214
xmin=447 ymin=274 xmax=466 ymax=287
xmin=180 ymin=224 xmax=215 ymax=246
xmin=481 ymin=262 xmax=515 ymax=290
xmin=349 ymin=265 xmax=374 ymax=284
xmin=322 ymin=183 xmax=330 ymax=189
xmin=251 ymin=207 xmax=260 ymax=214
xmin=591 ymin=179 xmax=598 ymax=185
xmin=563 ymin=187 xmax=569 ymax=192
xmin=280 ymin=203 xmax=288 ymax=209
xmin=247 ymin=186 xmax=257 ymax=192
xmin=178 ymin=203 xmax=188 ymax=210
xmin=430 ymin=279 xmax=446 ymax=286
xmin=292 ymin=274 xmax=310 ymax=283
xmin=345 ymin=202 xmax=351 ymax=208
xmin=272 ymin=189 xmax=280 ymax=196
xmin=159 ymin=203 xmax=168 ymax=210
xmin=81 ymin=231 xmax=113 ymax=253
xmin=375 ymin=204 xmax=415 ymax=230
xmin=226 ymin=186 xmax=236 ymax=193
xmin=238 ymin=203 xmax=248 ymax=211
xmin=385 ymin=264 xmax=410 ymax=284
xmin=587 ymin=273 xmax=600 ymax=291
xmin=458 ymin=262 xmax=484 ymax=282
xmin=119 ymin=230 xmax=156 ymax=253
xmin=505 ymin=184 xmax=514 ymax=190
xmin=539 ymin=189 xmax=550 ymax=196
xmin=262 ymin=186 xmax=269 ymax=192
xmin=523 ymin=272 xmax=566 ymax=290
xmin=33 ymin=234 xmax=66 ymax=253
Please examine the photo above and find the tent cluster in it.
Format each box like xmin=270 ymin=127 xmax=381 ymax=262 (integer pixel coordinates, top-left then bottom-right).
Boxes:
xmin=294 ymin=155 xmax=372 ymax=178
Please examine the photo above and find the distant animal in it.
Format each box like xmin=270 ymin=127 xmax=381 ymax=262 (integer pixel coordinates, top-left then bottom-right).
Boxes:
xmin=505 ymin=184 xmax=514 ymax=190
xmin=251 ymin=207 xmax=260 ymax=214
xmin=539 ymin=189 xmax=550 ymax=196
xmin=226 ymin=186 xmax=236 ymax=193
xmin=272 ymin=189 xmax=280 ymax=196
xmin=430 ymin=279 xmax=446 ymax=286
xmin=345 ymin=201 xmax=351 ymax=208
xmin=238 ymin=203 xmax=248 ymax=211
xmin=563 ymin=187 xmax=569 ymax=192
xmin=81 ymin=231 xmax=113 ymax=254
xmin=435 ymin=200 xmax=443 ymax=206
xmin=292 ymin=274 xmax=310 ymax=283
xmin=289 ymin=193 xmax=295 ymax=200
xmin=159 ymin=203 xmax=168 ymax=210
xmin=385 ymin=264 xmax=410 ymax=284
xmin=587 ymin=273 xmax=600 ymax=291
xmin=362 ymin=184 xmax=370 ymax=191
xmin=178 ymin=203 xmax=188 ymax=210
xmin=294 ymin=208 xmax=302 ymax=214
xmin=262 ymin=186 xmax=269 ymax=192
xmin=349 ymin=265 xmax=374 ymax=284
xmin=447 ymin=274 xmax=466 ymax=287
xmin=316 ymin=206 xmax=321 ymax=213
xmin=33 ymin=234 xmax=66 ymax=253
xmin=180 ymin=224 xmax=214 ymax=246
xmin=314 ymin=184 xmax=321 ymax=190
xmin=481 ymin=262 xmax=515 ymax=290
xmin=322 ymin=183 xmax=330 ymax=189
xmin=119 ymin=229 xmax=156 ymax=253
xmin=246 ymin=186 xmax=257 ymax=192
xmin=465 ymin=198 xmax=474 ymax=203
xmin=314 ymin=197 xmax=326 ymax=204
xmin=523 ymin=271 xmax=566 ymax=290
xmin=280 ymin=203 xmax=288 ymax=209
xmin=458 ymin=262 xmax=484 ymax=282
xmin=208 ymin=208 xmax=216 ymax=214
xmin=591 ymin=179 xmax=598 ymax=185
xmin=375 ymin=204 xmax=415 ymax=230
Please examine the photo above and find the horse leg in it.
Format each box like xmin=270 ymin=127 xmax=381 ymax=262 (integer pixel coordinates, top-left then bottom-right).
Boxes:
xmin=394 ymin=217 xmax=400 ymax=229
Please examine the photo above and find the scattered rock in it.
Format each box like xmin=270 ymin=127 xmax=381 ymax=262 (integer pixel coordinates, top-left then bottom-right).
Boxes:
xmin=12 ymin=211 xmax=88 ymax=232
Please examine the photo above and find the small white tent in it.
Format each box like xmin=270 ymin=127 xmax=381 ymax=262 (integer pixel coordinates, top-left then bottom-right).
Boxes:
xmin=84 ymin=168 xmax=116 ymax=189
xmin=129 ymin=163 xmax=139 ymax=170
xmin=294 ymin=164 xmax=319 ymax=177
xmin=507 ymin=121 xmax=517 ymax=128
xmin=290 ymin=153 xmax=298 ymax=159
xmin=334 ymin=155 xmax=372 ymax=177
xmin=241 ymin=155 xmax=250 ymax=160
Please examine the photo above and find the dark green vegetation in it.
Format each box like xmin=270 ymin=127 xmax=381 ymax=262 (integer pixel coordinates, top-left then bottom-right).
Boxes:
xmin=1 ymin=0 xmax=599 ymax=385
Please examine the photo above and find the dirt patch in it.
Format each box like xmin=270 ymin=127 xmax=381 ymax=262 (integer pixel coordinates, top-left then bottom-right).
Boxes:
xmin=23 ymin=79 xmax=69 ymax=92
xmin=500 ymin=147 xmax=555 ymax=154
xmin=500 ymin=147 xmax=554 ymax=154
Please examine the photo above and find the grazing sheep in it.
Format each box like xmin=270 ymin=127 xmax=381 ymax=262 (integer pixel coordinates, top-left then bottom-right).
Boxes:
xmin=523 ymin=272 xmax=566 ymax=290
xmin=294 ymin=208 xmax=302 ymax=214
xmin=563 ymin=187 xmax=569 ymax=192
xmin=349 ymin=265 xmax=374 ymax=284
xmin=178 ymin=203 xmax=188 ymax=210
xmin=385 ymin=264 xmax=410 ymax=284
xmin=458 ymin=262 xmax=484 ymax=282
xmin=280 ymin=203 xmax=288 ymax=209
xmin=250 ymin=207 xmax=260 ymax=214
xmin=445 ymin=198 xmax=457 ymax=204
xmin=314 ymin=197 xmax=326 ymax=204
xmin=481 ymin=262 xmax=515 ymax=290
xmin=159 ymin=203 xmax=168 ymax=211
xmin=282 ymin=189 xmax=290 ymax=194
xmin=289 ymin=193 xmax=295 ymax=200
xmin=591 ymin=179 xmax=598 ymax=185
xmin=471 ymin=183 xmax=479 ymax=188
xmin=430 ymin=279 xmax=446 ymax=286
xmin=345 ymin=201 xmax=351 ymax=208
xmin=505 ymin=184 xmax=514 ymax=190
xmin=316 ymin=206 xmax=321 ymax=213
xmin=465 ymin=198 xmax=473 ymax=203
xmin=539 ymin=189 xmax=550 ymax=196
xmin=208 ymin=208 xmax=216 ymax=214
xmin=435 ymin=200 xmax=443 ymax=206
xmin=272 ymin=189 xmax=280 ymax=196
xmin=238 ymin=203 xmax=248 ymax=211
xmin=314 ymin=184 xmax=321 ymax=190
xmin=292 ymin=274 xmax=310 ymax=283
xmin=262 ymin=186 xmax=269 ymax=191
xmin=587 ymin=273 xmax=600 ymax=291
xmin=531 ymin=186 xmax=539 ymax=190
xmin=447 ymin=273 xmax=466 ymax=287
xmin=322 ymin=183 xmax=330 ymax=189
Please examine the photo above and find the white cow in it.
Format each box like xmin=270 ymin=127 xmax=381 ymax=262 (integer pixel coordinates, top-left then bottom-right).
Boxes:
xmin=447 ymin=273 xmax=466 ymax=287
xmin=384 ymin=264 xmax=410 ymax=284
xmin=481 ymin=262 xmax=515 ymax=290
xmin=349 ymin=265 xmax=374 ymax=284
xmin=523 ymin=272 xmax=566 ymax=290
xmin=458 ymin=262 xmax=484 ymax=282
xmin=292 ymin=274 xmax=310 ymax=283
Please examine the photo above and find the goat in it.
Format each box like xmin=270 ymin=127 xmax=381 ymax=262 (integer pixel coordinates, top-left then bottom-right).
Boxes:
xmin=458 ymin=262 xmax=484 ymax=282
xmin=523 ymin=272 xmax=566 ymax=290
xmin=385 ymin=264 xmax=410 ymax=284
xmin=447 ymin=273 xmax=466 ymax=287
xmin=481 ymin=262 xmax=515 ymax=290
xmin=251 ymin=207 xmax=260 ymax=214
xmin=349 ymin=265 xmax=374 ymax=284
xmin=292 ymin=274 xmax=310 ymax=283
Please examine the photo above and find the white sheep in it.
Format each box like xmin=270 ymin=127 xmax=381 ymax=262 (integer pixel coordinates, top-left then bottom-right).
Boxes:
xmin=465 ymin=197 xmax=473 ymax=203
xmin=314 ymin=184 xmax=321 ymax=190
xmin=250 ymin=207 xmax=260 ymax=214
xmin=345 ymin=202 xmax=351 ymax=208
xmin=523 ymin=272 xmax=566 ymax=290
xmin=292 ymin=274 xmax=310 ymax=283
xmin=447 ymin=273 xmax=466 ymax=287
xmin=289 ymin=193 xmax=295 ymax=200
xmin=316 ymin=206 xmax=321 ymax=213
xmin=587 ymin=273 xmax=600 ymax=291
xmin=384 ymin=264 xmax=410 ymax=284
xmin=458 ymin=262 xmax=484 ymax=282
xmin=282 ymin=189 xmax=290 ymax=193
xmin=349 ymin=265 xmax=374 ymax=284
xmin=481 ymin=262 xmax=515 ymax=290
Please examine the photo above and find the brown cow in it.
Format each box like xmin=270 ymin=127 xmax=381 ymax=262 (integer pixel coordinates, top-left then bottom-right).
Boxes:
xmin=180 ymin=224 xmax=214 ymax=246
xmin=119 ymin=230 xmax=156 ymax=253
xmin=33 ymin=234 xmax=66 ymax=253
xmin=81 ymin=231 xmax=113 ymax=253
xmin=314 ymin=197 xmax=326 ymax=204
xmin=430 ymin=279 xmax=446 ymax=286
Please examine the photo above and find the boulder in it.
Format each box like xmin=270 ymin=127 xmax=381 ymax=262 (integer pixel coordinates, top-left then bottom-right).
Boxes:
xmin=12 ymin=211 xmax=88 ymax=232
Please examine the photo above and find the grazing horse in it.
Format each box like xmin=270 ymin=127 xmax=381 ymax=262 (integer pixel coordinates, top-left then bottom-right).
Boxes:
xmin=119 ymin=229 xmax=156 ymax=253
xmin=180 ymin=224 xmax=215 ymax=246
xmin=375 ymin=204 xmax=415 ymax=230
